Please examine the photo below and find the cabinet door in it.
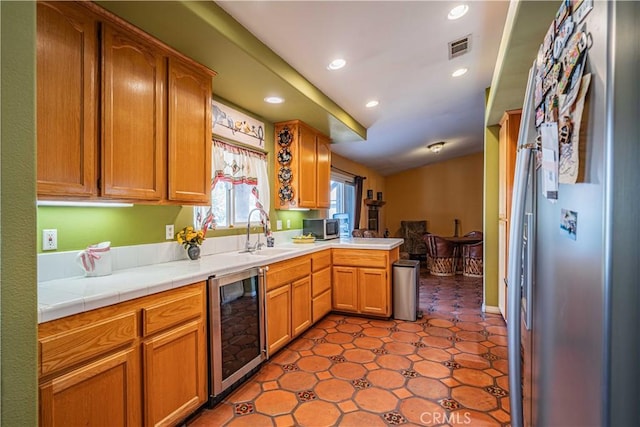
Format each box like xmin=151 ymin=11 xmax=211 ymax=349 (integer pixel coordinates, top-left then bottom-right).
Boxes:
xmin=316 ymin=134 xmax=331 ymax=208
xmin=167 ymin=58 xmax=212 ymax=204
xmin=313 ymin=289 xmax=332 ymax=323
xmin=266 ymin=285 xmax=291 ymax=356
xmin=102 ymin=23 xmax=165 ymax=200
xmin=292 ymin=276 xmax=312 ymax=337
xmin=142 ymin=320 xmax=207 ymax=427
xmin=297 ymin=125 xmax=317 ymax=208
xmin=358 ymin=268 xmax=389 ymax=316
xmin=37 ymin=2 xmax=98 ymax=197
xmin=332 ymin=267 xmax=358 ymax=312
xmin=39 ymin=347 xmax=141 ymax=427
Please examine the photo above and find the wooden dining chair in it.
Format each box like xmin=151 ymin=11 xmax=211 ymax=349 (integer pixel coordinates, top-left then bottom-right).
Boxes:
xmin=424 ymin=235 xmax=458 ymax=276
xmin=462 ymin=242 xmax=483 ymax=277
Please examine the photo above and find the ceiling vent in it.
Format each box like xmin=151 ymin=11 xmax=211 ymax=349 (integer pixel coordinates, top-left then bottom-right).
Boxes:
xmin=448 ymin=35 xmax=471 ymax=59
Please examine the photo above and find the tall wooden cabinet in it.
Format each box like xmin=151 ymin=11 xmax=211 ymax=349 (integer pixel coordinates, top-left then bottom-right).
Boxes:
xmin=498 ymin=109 xmax=521 ymax=320
xmin=36 ymin=1 xmax=215 ymax=204
xmin=274 ymin=120 xmax=331 ymax=209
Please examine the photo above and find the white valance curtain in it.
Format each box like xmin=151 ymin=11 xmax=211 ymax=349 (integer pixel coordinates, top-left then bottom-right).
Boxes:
xmin=195 ymin=139 xmax=270 ymax=230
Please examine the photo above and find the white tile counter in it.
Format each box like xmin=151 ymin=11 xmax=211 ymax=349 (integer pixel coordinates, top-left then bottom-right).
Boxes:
xmin=38 ymin=237 xmax=403 ymax=323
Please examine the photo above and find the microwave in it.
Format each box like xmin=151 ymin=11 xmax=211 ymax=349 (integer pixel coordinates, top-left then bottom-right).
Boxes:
xmin=302 ymin=219 xmax=340 ymax=240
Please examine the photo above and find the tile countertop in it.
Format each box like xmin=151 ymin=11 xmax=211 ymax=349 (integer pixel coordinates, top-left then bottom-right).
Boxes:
xmin=38 ymin=238 xmax=403 ymax=323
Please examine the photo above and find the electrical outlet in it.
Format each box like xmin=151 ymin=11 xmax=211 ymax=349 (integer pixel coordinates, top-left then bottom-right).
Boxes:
xmin=276 ymin=220 xmax=283 ymax=230
xmin=166 ymin=224 xmax=174 ymax=240
xmin=43 ymin=229 xmax=57 ymax=251
xmin=286 ymin=219 xmax=291 ymax=229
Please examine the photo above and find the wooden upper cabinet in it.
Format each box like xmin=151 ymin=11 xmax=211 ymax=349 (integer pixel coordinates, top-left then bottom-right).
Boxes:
xmin=167 ymin=58 xmax=213 ymax=204
xmin=36 ymin=1 xmax=215 ymax=204
xmin=298 ymin=125 xmax=318 ymax=208
xmin=37 ymin=2 xmax=98 ymax=197
xmin=101 ymin=23 xmax=166 ymax=200
xmin=316 ymin=134 xmax=331 ymax=209
xmin=274 ymin=120 xmax=331 ymax=210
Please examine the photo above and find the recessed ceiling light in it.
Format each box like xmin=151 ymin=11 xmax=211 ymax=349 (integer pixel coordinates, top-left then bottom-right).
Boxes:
xmin=452 ymin=67 xmax=468 ymax=77
xmin=264 ymin=96 xmax=284 ymax=104
xmin=365 ymin=100 xmax=379 ymax=108
xmin=448 ymin=4 xmax=469 ymax=20
xmin=327 ymin=58 xmax=346 ymax=70
xmin=428 ymin=142 xmax=446 ymax=153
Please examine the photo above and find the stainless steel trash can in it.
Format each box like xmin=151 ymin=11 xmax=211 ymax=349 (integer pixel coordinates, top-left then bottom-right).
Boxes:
xmin=393 ymin=259 xmax=421 ymax=321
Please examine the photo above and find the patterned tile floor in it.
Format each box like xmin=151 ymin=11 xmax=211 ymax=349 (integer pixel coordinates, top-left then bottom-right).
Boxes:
xmin=189 ymin=269 xmax=510 ymax=426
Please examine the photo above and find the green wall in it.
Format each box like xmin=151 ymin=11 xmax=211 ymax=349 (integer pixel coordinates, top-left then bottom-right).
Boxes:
xmin=483 ymin=125 xmax=500 ymax=308
xmin=1 ymin=1 xmax=38 ymax=425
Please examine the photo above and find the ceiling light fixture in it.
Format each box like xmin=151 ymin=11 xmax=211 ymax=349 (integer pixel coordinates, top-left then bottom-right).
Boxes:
xmin=428 ymin=142 xmax=446 ymax=153
xmin=365 ymin=100 xmax=379 ymax=108
xmin=264 ymin=96 xmax=284 ymax=104
xmin=452 ymin=67 xmax=468 ymax=77
xmin=327 ymin=58 xmax=346 ymax=70
xmin=448 ymin=4 xmax=469 ymax=20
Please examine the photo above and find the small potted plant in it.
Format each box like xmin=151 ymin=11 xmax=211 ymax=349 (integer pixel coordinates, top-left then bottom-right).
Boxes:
xmin=176 ymin=226 xmax=205 ymax=260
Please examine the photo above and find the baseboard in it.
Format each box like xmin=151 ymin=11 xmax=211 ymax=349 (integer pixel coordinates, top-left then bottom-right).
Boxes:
xmin=482 ymin=304 xmax=501 ymax=314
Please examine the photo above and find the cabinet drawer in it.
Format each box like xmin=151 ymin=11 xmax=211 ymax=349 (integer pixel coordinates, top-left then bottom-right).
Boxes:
xmin=332 ymin=249 xmax=388 ymax=268
xmin=142 ymin=290 xmax=203 ymax=336
xmin=311 ymin=250 xmax=332 ymax=272
xmin=313 ymin=289 xmax=332 ymax=323
xmin=312 ymin=267 xmax=332 ymax=297
xmin=39 ymin=312 xmax=137 ymax=376
xmin=267 ymin=256 xmax=311 ymax=290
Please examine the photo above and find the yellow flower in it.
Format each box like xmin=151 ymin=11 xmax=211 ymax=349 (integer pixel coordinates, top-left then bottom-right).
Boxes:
xmin=175 ymin=226 xmax=205 ymax=248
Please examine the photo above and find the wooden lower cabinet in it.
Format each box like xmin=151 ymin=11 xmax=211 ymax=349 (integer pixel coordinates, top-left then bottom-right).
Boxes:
xmin=292 ymin=276 xmax=312 ymax=337
xmin=332 ymin=266 xmax=389 ymax=316
xmin=39 ymin=347 xmax=141 ymax=427
xmin=266 ymin=284 xmax=292 ymax=355
xmin=358 ymin=268 xmax=388 ymax=316
xmin=142 ymin=320 xmax=206 ymax=427
xmin=332 ymin=266 xmax=359 ymax=313
xmin=38 ymin=282 xmax=207 ymax=427
xmin=332 ymin=248 xmax=398 ymax=317
xmin=265 ymin=256 xmax=312 ymax=356
xmin=311 ymin=256 xmax=332 ymax=322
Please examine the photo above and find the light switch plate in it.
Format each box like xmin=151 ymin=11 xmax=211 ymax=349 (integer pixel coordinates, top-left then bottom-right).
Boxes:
xmin=166 ymin=224 xmax=174 ymax=240
xmin=43 ymin=229 xmax=57 ymax=251
xmin=286 ymin=219 xmax=291 ymax=229
xmin=276 ymin=220 xmax=283 ymax=230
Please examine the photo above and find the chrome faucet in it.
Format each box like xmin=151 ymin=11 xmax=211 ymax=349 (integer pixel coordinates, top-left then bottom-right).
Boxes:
xmin=245 ymin=207 xmax=270 ymax=252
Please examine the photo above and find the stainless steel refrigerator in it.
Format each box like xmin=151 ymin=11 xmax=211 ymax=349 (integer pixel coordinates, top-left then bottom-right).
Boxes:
xmin=507 ymin=2 xmax=639 ymax=426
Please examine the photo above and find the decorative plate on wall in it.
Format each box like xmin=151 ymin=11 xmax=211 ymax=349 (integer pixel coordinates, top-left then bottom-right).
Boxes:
xmin=277 ymin=148 xmax=292 ymax=165
xmin=278 ymin=166 xmax=292 ymax=184
xmin=278 ymin=126 xmax=293 ymax=147
xmin=278 ymin=185 xmax=294 ymax=205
